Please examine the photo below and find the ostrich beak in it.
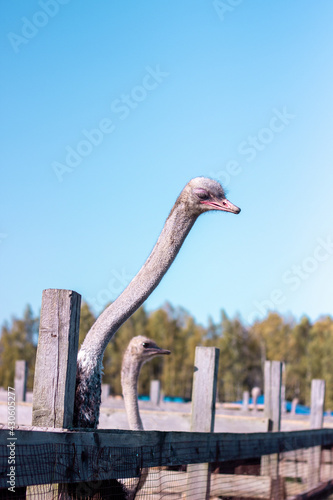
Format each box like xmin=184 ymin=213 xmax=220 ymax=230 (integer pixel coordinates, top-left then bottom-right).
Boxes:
xmin=150 ymin=347 xmax=171 ymax=356
xmin=156 ymin=348 xmax=171 ymax=356
xmin=201 ymin=197 xmax=241 ymax=214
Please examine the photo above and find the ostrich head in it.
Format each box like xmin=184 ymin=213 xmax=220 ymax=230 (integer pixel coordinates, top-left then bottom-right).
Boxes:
xmin=124 ymin=335 xmax=171 ymax=370
xmin=179 ymin=177 xmax=241 ymax=217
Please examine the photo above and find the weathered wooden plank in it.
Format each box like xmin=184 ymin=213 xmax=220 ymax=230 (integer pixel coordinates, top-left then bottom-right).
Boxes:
xmin=310 ymin=380 xmax=325 ymax=430
xmin=264 ymin=361 xmax=282 ymax=432
xmin=32 ymin=289 xmax=81 ymax=428
xmin=14 ymin=361 xmax=27 ymax=403
xmin=1 ymin=428 xmax=333 ymax=488
xmin=280 ymin=458 xmax=333 ymax=481
xmin=138 ymin=471 xmax=271 ymax=499
xmin=308 ymin=379 xmax=325 ymax=489
xmin=288 ymin=479 xmax=333 ymax=500
xmin=187 ymin=347 xmax=219 ymax=500
xmin=242 ymin=391 xmax=250 ymax=412
xmin=2 ymin=426 xmax=333 ymax=451
xmin=211 ymin=473 xmax=271 ymax=498
xmin=29 ymin=289 xmax=81 ymax=499
xmin=150 ymin=380 xmax=161 ymax=406
xmin=261 ymin=361 xmax=283 ymax=480
xmin=101 ymin=383 xmax=110 ymax=403
xmin=190 ymin=347 xmax=219 ymax=433
xmin=281 ymin=361 xmax=286 ymax=414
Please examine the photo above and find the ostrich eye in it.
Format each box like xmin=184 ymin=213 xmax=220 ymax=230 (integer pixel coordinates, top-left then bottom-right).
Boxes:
xmin=142 ymin=342 xmax=151 ymax=348
xmin=193 ymin=188 xmax=210 ymax=200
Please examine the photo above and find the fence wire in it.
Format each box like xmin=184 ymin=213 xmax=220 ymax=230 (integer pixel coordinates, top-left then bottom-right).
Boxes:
xmin=1 ymin=438 xmax=333 ymax=499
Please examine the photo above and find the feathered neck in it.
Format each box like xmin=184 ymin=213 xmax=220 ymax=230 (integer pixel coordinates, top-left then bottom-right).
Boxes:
xmin=121 ymin=357 xmax=144 ymax=431
xmin=79 ymin=198 xmax=197 ymax=362
xmin=74 ymin=196 xmax=197 ymax=427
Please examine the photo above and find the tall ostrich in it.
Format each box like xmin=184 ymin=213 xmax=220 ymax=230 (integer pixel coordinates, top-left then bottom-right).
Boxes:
xmin=74 ymin=177 xmax=240 ymax=428
xmin=120 ymin=336 xmax=170 ymax=498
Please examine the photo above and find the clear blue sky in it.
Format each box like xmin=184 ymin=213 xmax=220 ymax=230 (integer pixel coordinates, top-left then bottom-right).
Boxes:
xmin=1 ymin=1 xmax=333 ymax=329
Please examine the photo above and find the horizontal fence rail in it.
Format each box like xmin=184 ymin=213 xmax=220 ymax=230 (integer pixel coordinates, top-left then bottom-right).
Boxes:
xmin=1 ymin=426 xmax=333 ymax=488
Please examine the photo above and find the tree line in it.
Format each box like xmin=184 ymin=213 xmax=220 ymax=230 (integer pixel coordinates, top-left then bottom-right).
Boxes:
xmin=1 ymin=302 xmax=333 ymax=408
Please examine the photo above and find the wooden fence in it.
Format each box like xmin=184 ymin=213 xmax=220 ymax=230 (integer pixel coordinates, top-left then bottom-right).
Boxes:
xmin=0 ymin=288 xmax=332 ymax=499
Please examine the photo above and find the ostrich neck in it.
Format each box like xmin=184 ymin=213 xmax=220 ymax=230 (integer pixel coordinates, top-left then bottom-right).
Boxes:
xmin=121 ymin=361 xmax=143 ymax=431
xmin=79 ymin=201 xmax=197 ymax=363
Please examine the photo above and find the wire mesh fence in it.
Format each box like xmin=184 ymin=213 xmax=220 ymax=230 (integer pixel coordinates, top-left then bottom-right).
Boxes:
xmin=1 ymin=427 xmax=333 ymax=499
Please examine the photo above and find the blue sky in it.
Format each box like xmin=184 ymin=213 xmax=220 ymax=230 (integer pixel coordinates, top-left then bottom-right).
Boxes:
xmin=1 ymin=1 xmax=333 ymax=329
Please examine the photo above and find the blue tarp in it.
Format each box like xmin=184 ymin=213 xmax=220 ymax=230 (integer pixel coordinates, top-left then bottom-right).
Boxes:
xmin=237 ymin=396 xmax=332 ymax=416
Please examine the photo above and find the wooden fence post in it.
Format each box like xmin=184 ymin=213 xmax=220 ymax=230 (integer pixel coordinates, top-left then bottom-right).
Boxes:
xmin=32 ymin=289 xmax=81 ymax=428
xmin=242 ymin=390 xmax=250 ymax=412
xmin=101 ymin=384 xmax=110 ymax=404
xmin=261 ymin=361 xmax=285 ymax=498
xmin=281 ymin=362 xmax=287 ymax=414
xmin=150 ymin=380 xmax=161 ymax=406
xmin=186 ymin=347 xmax=219 ymax=500
xmin=308 ymin=379 xmax=325 ymax=489
xmin=264 ymin=360 xmax=282 ymax=433
xmin=14 ymin=360 xmax=27 ymax=402
xmin=29 ymin=289 xmax=81 ymax=498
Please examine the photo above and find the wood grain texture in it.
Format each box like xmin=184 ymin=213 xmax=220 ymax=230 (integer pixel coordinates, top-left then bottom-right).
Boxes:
xmin=310 ymin=379 xmax=325 ymax=430
xmin=190 ymin=347 xmax=219 ymax=433
xmin=308 ymin=379 xmax=326 ymax=489
xmin=187 ymin=347 xmax=219 ymax=499
xmin=150 ymin=380 xmax=161 ymax=406
xmin=32 ymin=289 xmax=81 ymax=429
xmin=262 ymin=361 xmax=283 ymax=478
xmin=14 ymin=360 xmax=27 ymax=402
xmin=29 ymin=289 xmax=81 ymax=498
xmin=264 ymin=360 xmax=282 ymax=432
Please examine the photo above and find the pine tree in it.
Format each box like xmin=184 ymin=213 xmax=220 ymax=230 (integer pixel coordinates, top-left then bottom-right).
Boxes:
xmin=78 ymin=301 xmax=96 ymax=347
xmin=286 ymin=316 xmax=312 ymax=404
xmin=0 ymin=306 xmax=38 ymax=390
xmin=308 ymin=316 xmax=333 ymax=408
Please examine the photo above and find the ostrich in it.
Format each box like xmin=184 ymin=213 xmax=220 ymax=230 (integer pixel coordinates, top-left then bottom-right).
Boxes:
xmin=74 ymin=177 xmax=240 ymax=428
xmin=120 ymin=336 xmax=170 ymax=498
xmin=121 ymin=336 xmax=170 ymax=431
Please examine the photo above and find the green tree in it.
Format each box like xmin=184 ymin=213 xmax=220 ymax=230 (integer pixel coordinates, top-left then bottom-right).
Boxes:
xmin=0 ymin=305 xmax=37 ymax=389
xmin=251 ymin=312 xmax=293 ymax=366
xmin=215 ymin=311 xmax=259 ymax=402
xmin=78 ymin=301 xmax=96 ymax=347
xmin=145 ymin=303 xmax=206 ymax=399
xmin=145 ymin=306 xmax=177 ymax=396
xmin=308 ymin=316 xmax=333 ymax=408
xmin=181 ymin=316 xmax=206 ymax=399
xmin=285 ymin=316 xmax=312 ymax=404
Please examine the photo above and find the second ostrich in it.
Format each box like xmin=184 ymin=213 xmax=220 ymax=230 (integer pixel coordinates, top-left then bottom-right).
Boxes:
xmin=74 ymin=177 xmax=240 ymax=428
xmin=121 ymin=335 xmax=170 ymax=431
xmin=120 ymin=336 xmax=170 ymax=499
